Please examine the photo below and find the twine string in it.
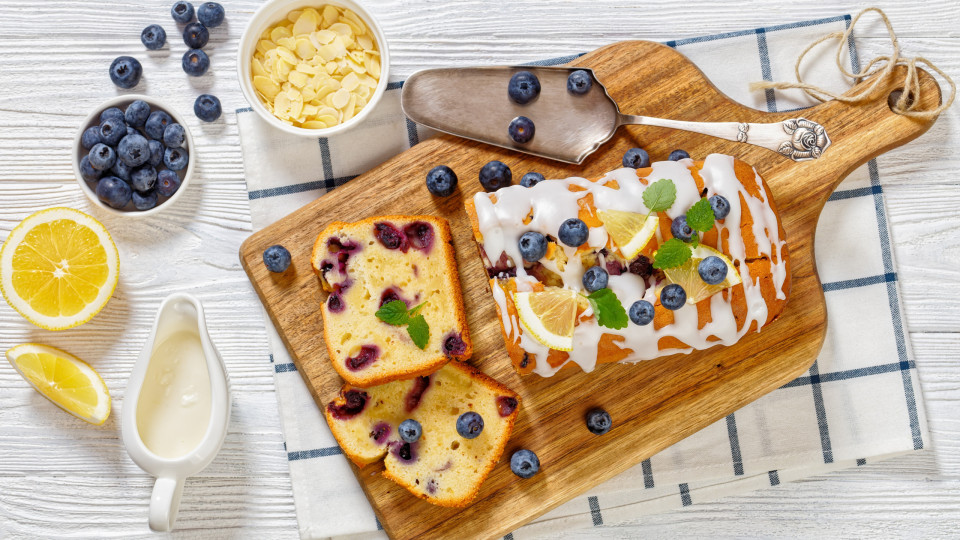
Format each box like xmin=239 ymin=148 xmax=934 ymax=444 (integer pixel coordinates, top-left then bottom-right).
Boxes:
xmin=749 ymin=7 xmax=955 ymax=119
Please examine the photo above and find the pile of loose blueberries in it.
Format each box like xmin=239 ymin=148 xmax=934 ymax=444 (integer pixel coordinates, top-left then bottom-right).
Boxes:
xmin=80 ymin=100 xmax=188 ymax=211
xmin=107 ymin=2 xmax=224 ymax=123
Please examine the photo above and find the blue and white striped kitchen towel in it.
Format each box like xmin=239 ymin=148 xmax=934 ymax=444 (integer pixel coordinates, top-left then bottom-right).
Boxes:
xmin=238 ymin=15 xmax=929 ymax=539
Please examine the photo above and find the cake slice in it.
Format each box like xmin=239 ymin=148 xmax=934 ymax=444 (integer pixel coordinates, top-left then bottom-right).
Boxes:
xmin=311 ymin=215 xmax=472 ymax=387
xmin=324 ymin=361 xmax=521 ymax=507
xmin=464 ymin=153 xmax=791 ymax=377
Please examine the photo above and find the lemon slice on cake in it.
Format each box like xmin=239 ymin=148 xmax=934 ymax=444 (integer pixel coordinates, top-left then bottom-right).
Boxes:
xmin=6 ymin=344 xmax=111 ymax=425
xmin=597 ymin=209 xmax=659 ymax=259
xmin=662 ymin=245 xmax=741 ymax=304
xmin=514 ymin=287 xmax=579 ymax=351
xmin=0 ymin=208 xmax=119 ymax=331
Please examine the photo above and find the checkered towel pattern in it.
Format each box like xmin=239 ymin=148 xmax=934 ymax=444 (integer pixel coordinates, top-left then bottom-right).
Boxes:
xmin=237 ymin=14 xmax=928 ymax=539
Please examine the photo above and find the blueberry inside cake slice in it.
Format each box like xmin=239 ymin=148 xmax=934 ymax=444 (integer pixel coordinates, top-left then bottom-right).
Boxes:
xmin=311 ymin=215 xmax=472 ymax=387
xmin=324 ymin=361 xmax=521 ymax=507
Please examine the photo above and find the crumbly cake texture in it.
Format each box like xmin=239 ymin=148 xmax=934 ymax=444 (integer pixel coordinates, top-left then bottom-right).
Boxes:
xmin=323 ymin=360 xmax=521 ymax=507
xmin=464 ymin=154 xmax=792 ymax=377
xmin=311 ymin=215 xmax=473 ymax=387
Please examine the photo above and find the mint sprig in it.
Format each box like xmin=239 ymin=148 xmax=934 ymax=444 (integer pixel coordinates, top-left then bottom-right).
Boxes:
xmin=653 ymin=238 xmax=692 ymax=269
xmin=642 ymin=178 xmax=677 ymax=215
xmin=582 ymin=288 xmax=628 ymax=330
xmin=685 ymin=198 xmax=715 ymax=233
xmin=375 ymin=300 xmax=430 ymax=350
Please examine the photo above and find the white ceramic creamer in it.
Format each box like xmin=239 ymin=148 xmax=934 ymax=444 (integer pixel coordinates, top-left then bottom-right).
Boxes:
xmin=121 ymin=293 xmax=230 ymax=532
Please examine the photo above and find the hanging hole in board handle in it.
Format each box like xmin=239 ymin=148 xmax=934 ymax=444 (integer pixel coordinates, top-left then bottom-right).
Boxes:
xmin=888 ymin=88 xmax=919 ymax=113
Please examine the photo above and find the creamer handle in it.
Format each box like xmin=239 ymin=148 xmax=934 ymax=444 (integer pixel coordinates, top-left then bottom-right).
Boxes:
xmin=149 ymin=476 xmax=185 ymax=532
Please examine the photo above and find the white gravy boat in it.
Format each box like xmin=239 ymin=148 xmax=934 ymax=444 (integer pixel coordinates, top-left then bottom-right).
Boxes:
xmin=121 ymin=293 xmax=231 ymax=532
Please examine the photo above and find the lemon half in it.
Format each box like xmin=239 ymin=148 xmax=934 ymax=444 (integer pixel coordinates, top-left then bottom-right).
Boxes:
xmin=0 ymin=208 xmax=119 ymax=330
xmin=597 ymin=209 xmax=659 ymax=259
xmin=662 ymin=245 xmax=741 ymax=304
xmin=514 ymin=287 xmax=579 ymax=351
xmin=6 ymin=344 xmax=111 ymax=425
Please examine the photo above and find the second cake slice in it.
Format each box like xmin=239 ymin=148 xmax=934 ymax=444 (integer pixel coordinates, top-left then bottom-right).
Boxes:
xmin=312 ymin=215 xmax=473 ymax=387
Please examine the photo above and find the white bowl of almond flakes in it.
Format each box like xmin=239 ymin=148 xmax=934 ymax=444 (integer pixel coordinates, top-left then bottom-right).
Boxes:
xmin=238 ymin=0 xmax=389 ymax=136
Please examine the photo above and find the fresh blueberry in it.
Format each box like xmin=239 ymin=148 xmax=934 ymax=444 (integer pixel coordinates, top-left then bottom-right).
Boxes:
xmin=81 ymin=126 xmax=102 ymax=150
xmin=507 ymin=71 xmax=540 ymax=105
xmin=96 ymin=176 xmax=132 ymax=209
xmin=157 ymin=169 xmax=182 ymax=197
xmin=163 ymin=123 xmax=186 ymax=148
xmin=698 ymin=256 xmax=728 ymax=285
xmin=520 ymin=172 xmax=544 ymax=188
xmin=518 ymin=231 xmax=547 ymax=262
xmin=582 ymin=265 xmax=609 ymax=292
xmin=586 ymin=408 xmax=612 ymax=435
xmin=132 ymin=190 xmax=159 ymax=211
xmin=508 ymin=116 xmax=535 ymax=144
xmin=171 ymin=1 xmax=194 ymax=23
xmin=144 ymin=111 xmax=173 ymax=140
xmin=98 ymin=117 xmax=126 ymax=146
xmin=163 ymin=147 xmax=189 ymax=171
xmin=398 ymin=419 xmax=422 ymax=443
xmin=182 ymin=22 xmax=209 ymax=48
xmin=263 ymin=245 xmax=292 ymax=273
xmin=194 ymin=94 xmax=221 ymax=122
xmin=671 ymin=215 xmax=693 ymax=242
xmin=479 ymin=160 xmax=512 ymax=191
xmin=622 ymin=147 xmax=650 ymax=168
xmin=99 ymin=107 xmax=125 ymax=124
xmin=131 ymin=166 xmax=158 ymax=192
xmin=124 ymin=100 xmax=151 ymax=128
xmin=182 ymin=48 xmax=210 ymax=76
xmin=79 ymin=156 xmax=101 ymax=183
xmin=456 ymin=411 xmax=484 ymax=439
xmin=141 ymin=24 xmax=167 ymax=50
xmin=558 ymin=218 xmax=589 ymax=247
xmin=148 ymin=140 xmax=164 ymax=167
xmin=510 ymin=449 xmax=540 ymax=479
xmin=668 ymin=149 xmax=690 ymax=161
xmin=197 ymin=2 xmax=224 ymax=28
xmin=88 ymin=143 xmax=117 ymax=171
xmin=426 ymin=165 xmax=457 ymax=196
xmin=109 ymin=56 xmax=142 ymax=89
xmin=629 ymin=300 xmax=655 ymax=325
xmin=117 ymin=133 xmax=151 ymax=167
xmin=111 ymin=160 xmax=133 ymax=182
xmin=709 ymin=195 xmax=730 ymax=220
xmin=567 ymin=69 xmax=592 ymax=95
xmin=660 ymin=283 xmax=687 ymax=310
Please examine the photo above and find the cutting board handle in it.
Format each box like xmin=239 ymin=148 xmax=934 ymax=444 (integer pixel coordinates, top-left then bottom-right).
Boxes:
xmin=782 ymin=63 xmax=942 ymax=212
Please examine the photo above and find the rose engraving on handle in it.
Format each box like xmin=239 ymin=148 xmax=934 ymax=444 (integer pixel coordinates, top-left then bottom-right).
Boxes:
xmin=778 ymin=118 xmax=830 ymax=161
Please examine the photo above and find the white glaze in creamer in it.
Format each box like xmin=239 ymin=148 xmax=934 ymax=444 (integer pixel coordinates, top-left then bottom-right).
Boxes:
xmin=473 ymin=154 xmax=788 ymax=377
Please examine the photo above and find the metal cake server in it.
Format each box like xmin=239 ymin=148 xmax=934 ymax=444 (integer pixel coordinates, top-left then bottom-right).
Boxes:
xmin=400 ymin=66 xmax=831 ymax=164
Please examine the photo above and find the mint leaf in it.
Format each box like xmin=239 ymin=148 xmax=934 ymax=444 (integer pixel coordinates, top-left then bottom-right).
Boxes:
xmin=407 ymin=314 xmax=430 ymax=350
xmin=586 ymin=288 xmax=628 ymax=330
xmin=653 ymin=238 xmax=693 ymax=269
xmin=685 ymin=198 xmax=715 ymax=233
xmin=375 ymin=300 xmax=409 ymax=326
xmin=642 ymin=178 xmax=677 ymax=213
xmin=407 ymin=302 xmax=426 ymax=318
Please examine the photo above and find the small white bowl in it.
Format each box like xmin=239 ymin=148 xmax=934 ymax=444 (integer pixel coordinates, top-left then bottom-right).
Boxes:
xmin=237 ymin=0 xmax=390 ymax=137
xmin=74 ymin=95 xmax=195 ymax=218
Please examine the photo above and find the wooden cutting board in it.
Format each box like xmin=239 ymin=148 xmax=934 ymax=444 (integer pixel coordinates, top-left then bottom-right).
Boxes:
xmin=239 ymin=41 xmax=941 ymax=539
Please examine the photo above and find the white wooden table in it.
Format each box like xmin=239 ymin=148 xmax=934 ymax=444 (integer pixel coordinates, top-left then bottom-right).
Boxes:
xmin=1 ymin=1 xmax=957 ymax=537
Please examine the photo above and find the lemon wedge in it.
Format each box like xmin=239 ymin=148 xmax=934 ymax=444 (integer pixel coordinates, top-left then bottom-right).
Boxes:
xmin=597 ymin=209 xmax=659 ymax=259
xmin=6 ymin=344 xmax=111 ymax=425
xmin=514 ymin=287 xmax=579 ymax=351
xmin=662 ymin=245 xmax=742 ymax=304
xmin=0 ymin=208 xmax=119 ymax=330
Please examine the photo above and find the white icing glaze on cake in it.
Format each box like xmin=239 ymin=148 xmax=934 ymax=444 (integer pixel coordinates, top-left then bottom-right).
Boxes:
xmin=470 ymin=154 xmax=789 ymax=377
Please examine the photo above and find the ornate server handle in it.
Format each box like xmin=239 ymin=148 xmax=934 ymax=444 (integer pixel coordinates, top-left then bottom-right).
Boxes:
xmin=617 ymin=115 xmax=831 ymax=161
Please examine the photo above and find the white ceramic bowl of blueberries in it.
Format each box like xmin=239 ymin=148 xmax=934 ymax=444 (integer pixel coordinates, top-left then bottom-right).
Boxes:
xmin=74 ymin=95 xmax=195 ymax=217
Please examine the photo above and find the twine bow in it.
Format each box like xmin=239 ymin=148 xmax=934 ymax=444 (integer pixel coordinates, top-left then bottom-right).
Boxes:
xmin=749 ymin=7 xmax=955 ymax=119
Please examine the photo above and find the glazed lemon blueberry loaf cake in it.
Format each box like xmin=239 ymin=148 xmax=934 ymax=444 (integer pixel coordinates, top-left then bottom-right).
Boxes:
xmin=311 ymin=215 xmax=472 ymax=387
xmin=324 ymin=361 xmax=521 ymax=507
xmin=464 ymin=152 xmax=791 ymax=377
